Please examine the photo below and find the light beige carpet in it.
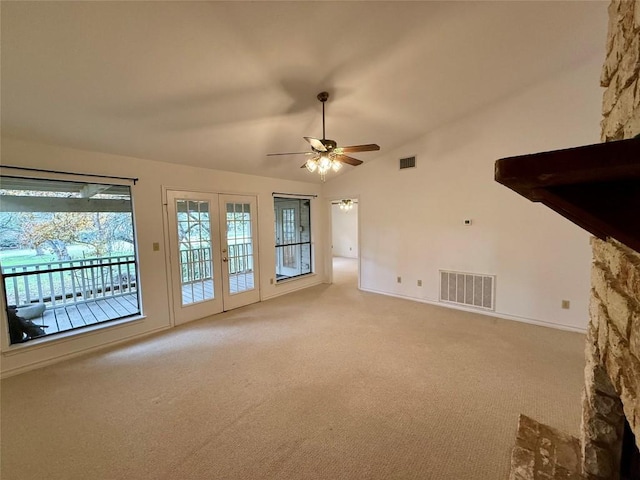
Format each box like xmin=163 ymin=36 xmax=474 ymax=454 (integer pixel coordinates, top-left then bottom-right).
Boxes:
xmin=1 ymin=257 xmax=586 ymax=480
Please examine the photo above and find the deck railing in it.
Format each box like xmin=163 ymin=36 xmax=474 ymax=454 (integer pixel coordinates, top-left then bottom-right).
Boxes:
xmin=228 ymin=243 xmax=253 ymax=275
xmin=2 ymin=254 xmax=137 ymax=308
xmin=180 ymin=247 xmax=212 ymax=284
xmin=3 ymin=243 xmax=253 ymax=309
xmin=179 ymin=244 xmax=253 ymax=286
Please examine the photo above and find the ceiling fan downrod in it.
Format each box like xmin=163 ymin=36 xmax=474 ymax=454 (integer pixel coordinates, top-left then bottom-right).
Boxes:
xmin=317 ymin=91 xmax=329 ymax=140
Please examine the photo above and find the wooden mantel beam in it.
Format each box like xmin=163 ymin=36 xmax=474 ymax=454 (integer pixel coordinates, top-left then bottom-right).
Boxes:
xmin=495 ymin=137 xmax=640 ymax=253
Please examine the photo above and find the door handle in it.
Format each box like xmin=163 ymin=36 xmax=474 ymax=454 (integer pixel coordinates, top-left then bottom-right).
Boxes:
xmin=222 ymin=257 xmax=228 ymax=262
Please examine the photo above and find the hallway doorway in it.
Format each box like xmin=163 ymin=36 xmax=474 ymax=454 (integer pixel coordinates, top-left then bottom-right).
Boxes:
xmin=330 ymin=198 xmax=359 ymax=287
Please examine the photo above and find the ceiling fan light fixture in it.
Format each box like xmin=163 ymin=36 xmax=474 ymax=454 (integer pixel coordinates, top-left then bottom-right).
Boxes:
xmin=317 ymin=155 xmax=333 ymax=181
xmin=305 ymin=158 xmax=318 ymax=172
xmin=318 ymin=154 xmax=332 ymax=171
xmin=339 ymin=199 xmax=354 ymax=211
xmin=331 ymin=159 xmax=342 ymax=172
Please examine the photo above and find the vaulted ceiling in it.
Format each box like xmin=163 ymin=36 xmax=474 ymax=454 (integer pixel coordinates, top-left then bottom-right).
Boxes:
xmin=1 ymin=1 xmax=606 ymax=183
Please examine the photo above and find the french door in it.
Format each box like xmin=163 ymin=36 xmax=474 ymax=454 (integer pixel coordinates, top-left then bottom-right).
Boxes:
xmin=166 ymin=191 xmax=260 ymax=325
xmin=219 ymin=194 xmax=260 ymax=310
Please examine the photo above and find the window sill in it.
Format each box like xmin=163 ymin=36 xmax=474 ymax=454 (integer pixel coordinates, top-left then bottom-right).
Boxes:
xmin=2 ymin=314 xmax=146 ymax=356
xmin=276 ymin=273 xmax=317 ymax=285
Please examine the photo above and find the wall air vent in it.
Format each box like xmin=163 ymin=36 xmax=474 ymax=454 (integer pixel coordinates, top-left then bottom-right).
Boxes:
xmin=399 ymin=156 xmax=416 ymax=170
xmin=439 ymin=270 xmax=495 ymax=311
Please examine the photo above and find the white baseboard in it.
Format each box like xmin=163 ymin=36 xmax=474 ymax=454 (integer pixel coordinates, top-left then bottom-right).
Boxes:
xmin=1 ymin=324 xmax=170 ymax=379
xmin=359 ymin=287 xmax=587 ymax=334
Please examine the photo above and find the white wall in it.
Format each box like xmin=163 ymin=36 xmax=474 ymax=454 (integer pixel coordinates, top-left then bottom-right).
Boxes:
xmin=323 ymin=57 xmax=604 ymax=331
xmin=0 ymin=137 xmax=325 ymax=376
xmin=331 ymin=203 xmax=358 ymax=258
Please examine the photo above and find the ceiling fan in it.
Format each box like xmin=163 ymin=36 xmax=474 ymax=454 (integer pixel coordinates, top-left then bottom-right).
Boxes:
xmin=267 ymin=91 xmax=380 ymax=180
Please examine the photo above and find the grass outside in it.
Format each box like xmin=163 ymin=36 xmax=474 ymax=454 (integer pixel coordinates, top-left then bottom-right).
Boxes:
xmin=0 ymin=243 xmax=134 ymax=267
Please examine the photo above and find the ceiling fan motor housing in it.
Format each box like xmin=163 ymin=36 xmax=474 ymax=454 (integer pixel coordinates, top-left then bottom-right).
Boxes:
xmin=315 ymin=139 xmax=337 ymax=153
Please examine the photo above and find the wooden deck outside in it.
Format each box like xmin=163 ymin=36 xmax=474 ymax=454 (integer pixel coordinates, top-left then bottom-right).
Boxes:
xmin=181 ymin=273 xmax=255 ymax=304
xmin=32 ymin=293 xmax=139 ymax=335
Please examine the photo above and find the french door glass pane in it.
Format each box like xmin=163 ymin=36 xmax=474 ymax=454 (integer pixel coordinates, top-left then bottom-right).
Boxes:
xmin=226 ymin=202 xmax=254 ymax=294
xmin=176 ymin=200 xmax=214 ymax=305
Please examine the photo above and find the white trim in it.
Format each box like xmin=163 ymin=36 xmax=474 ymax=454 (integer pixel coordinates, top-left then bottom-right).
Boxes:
xmin=261 ymin=277 xmax=323 ymax=301
xmin=0 ymin=319 xmax=164 ymax=379
xmin=274 ymin=272 xmax=317 ymax=285
xmin=1 ymin=315 xmax=147 ymax=356
xmin=162 ymin=185 xmax=261 ymax=199
xmin=360 ymin=287 xmax=587 ymax=334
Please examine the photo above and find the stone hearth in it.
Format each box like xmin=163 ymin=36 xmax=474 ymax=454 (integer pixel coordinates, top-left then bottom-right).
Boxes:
xmin=510 ymin=415 xmax=582 ymax=480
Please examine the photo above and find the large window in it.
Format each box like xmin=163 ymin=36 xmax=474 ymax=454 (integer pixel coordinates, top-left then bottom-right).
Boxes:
xmin=274 ymin=197 xmax=311 ymax=282
xmin=0 ymin=176 xmax=140 ymax=345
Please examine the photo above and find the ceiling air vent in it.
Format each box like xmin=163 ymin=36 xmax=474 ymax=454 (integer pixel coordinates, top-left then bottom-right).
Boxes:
xmin=399 ymin=156 xmax=416 ymax=170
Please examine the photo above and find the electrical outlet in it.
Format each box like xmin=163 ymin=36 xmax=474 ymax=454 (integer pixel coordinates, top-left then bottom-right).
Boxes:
xmin=417 ymin=280 xmax=422 ymax=287
xmin=397 ymin=276 xmax=402 ymax=284
xmin=152 ymin=242 xmax=160 ymax=251
xmin=561 ymin=300 xmax=570 ymax=309
xmin=270 ymin=278 xmax=274 ymax=285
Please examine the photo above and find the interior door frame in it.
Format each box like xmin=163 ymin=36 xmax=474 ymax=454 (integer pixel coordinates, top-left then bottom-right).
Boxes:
xmin=163 ymin=188 xmax=261 ymax=327
xmin=325 ymin=195 xmax=361 ymax=288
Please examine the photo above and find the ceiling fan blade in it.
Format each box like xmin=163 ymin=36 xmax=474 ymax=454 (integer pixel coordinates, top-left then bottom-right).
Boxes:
xmin=267 ymin=152 xmax=314 ymax=156
xmin=336 ymin=144 xmax=380 ymax=154
xmin=335 ymin=154 xmax=363 ymax=166
xmin=304 ymin=137 xmax=328 ymax=152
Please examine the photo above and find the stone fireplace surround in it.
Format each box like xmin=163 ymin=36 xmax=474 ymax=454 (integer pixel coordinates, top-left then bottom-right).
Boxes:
xmin=581 ymin=238 xmax=639 ymax=479
xmin=508 ymin=1 xmax=640 ymax=479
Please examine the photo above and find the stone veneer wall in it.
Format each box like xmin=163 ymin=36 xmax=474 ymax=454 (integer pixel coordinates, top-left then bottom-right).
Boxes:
xmin=582 ymin=241 xmax=640 ymax=478
xmin=580 ymin=1 xmax=640 ymax=479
